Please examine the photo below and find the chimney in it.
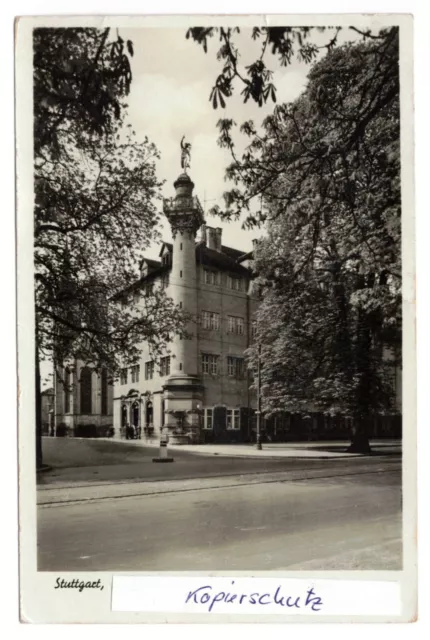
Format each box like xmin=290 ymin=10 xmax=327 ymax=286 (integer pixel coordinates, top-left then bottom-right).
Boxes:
xmin=206 ymin=226 xmax=217 ymax=250
xmin=199 ymin=223 xmax=207 ymax=244
xmin=215 ymin=228 xmax=223 ymax=252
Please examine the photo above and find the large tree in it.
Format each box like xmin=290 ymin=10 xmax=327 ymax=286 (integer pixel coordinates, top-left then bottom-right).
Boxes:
xmin=189 ymin=27 xmax=401 ymax=452
xmin=34 ymin=28 xmax=186 ymax=468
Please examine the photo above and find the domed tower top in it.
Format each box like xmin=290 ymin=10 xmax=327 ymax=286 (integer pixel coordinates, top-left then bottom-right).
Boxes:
xmin=173 ymin=172 xmax=194 ymax=198
xmin=163 ymin=172 xmax=204 ymax=238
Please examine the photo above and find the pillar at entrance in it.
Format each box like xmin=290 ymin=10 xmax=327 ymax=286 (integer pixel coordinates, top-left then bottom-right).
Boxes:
xmin=162 ymin=172 xmax=205 ymax=443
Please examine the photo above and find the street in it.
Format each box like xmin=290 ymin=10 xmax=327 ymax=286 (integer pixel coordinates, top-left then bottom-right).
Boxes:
xmin=38 ymin=436 xmax=401 ymax=485
xmin=38 ymin=456 xmax=401 ymax=571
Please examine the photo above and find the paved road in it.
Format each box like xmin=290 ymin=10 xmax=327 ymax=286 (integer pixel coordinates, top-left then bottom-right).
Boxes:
xmin=39 ymin=437 xmax=401 ymax=486
xmin=38 ymin=460 xmax=402 ymax=571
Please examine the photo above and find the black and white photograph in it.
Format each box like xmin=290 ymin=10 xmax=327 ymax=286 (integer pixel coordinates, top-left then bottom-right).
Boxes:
xmin=15 ymin=12 xmax=415 ymax=623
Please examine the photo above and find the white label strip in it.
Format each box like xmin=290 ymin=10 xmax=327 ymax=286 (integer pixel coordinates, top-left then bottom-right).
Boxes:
xmin=112 ymin=577 xmax=402 ymax=616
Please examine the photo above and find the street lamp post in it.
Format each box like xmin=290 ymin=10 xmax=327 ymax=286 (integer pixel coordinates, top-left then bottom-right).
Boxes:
xmin=196 ymin=403 xmax=203 ymax=443
xmin=256 ymin=343 xmax=262 ymax=450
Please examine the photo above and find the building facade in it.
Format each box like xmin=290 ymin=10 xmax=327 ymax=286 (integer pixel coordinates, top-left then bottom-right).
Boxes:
xmin=40 ymin=387 xmax=55 ymax=435
xmin=54 ymin=359 xmax=114 ymax=437
xmin=114 ymin=172 xmax=259 ymax=444
xmin=54 ymin=170 xmax=402 ymax=444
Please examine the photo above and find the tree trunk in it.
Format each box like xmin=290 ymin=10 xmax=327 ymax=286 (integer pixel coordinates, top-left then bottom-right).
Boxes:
xmin=347 ymin=417 xmax=371 ymax=454
xmin=35 ymin=342 xmax=43 ymax=470
xmin=347 ymin=298 xmax=374 ymax=455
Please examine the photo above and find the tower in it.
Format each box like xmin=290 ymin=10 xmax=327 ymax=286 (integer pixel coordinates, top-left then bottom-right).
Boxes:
xmin=162 ymin=171 xmax=205 ymax=442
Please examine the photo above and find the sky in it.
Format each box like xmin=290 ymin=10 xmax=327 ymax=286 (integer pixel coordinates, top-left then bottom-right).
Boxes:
xmin=120 ymin=26 xmax=353 ymax=257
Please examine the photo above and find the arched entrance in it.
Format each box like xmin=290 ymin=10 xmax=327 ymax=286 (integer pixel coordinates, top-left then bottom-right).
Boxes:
xmin=131 ymin=400 xmax=141 ymax=439
xmin=121 ymin=404 xmax=128 ymax=435
xmin=146 ymin=401 xmax=153 ymax=427
xmin=132 ymin=401 xmax=140 ymax=427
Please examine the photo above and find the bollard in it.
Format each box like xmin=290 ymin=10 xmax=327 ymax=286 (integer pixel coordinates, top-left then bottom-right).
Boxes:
xmin=152 ymin=432 xmax=174 ymax=463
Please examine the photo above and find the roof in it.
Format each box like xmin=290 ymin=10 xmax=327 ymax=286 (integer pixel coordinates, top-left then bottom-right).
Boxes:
xmin=140 ymin=257 xmax=161 ymax=270
xmin=237 ymin=251 xmax=254 ymax=263
xmin=221 ymin=245 xmax=247 ymax=261
xmin=159 ymin=242 xmax=173 ymax=257
xmin=114 ymin=240 xmax=252 ymax=299
xmin=196 ymin=245 xmax=250 ymax=276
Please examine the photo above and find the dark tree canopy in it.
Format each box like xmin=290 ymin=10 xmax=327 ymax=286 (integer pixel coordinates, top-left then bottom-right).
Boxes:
xmin=34 ymin=28 xmax=134 ymax=157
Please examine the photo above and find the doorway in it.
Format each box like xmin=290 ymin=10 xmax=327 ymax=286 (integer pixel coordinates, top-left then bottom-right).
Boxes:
xmin=146 ymin=401 xmax=153 ymax=427
xmin=132 ymin=401 xmax=139 ymax=428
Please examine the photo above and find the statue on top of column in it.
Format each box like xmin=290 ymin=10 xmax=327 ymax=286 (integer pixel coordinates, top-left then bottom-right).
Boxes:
xmin=180 ymin=136 xmax=192 ymax=172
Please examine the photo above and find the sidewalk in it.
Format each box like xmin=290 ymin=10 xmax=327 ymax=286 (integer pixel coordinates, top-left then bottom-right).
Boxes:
xmin=98 ymin=438 xmax=401 ymax=459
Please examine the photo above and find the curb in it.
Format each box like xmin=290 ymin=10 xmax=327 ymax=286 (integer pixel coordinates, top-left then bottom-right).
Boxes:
xmin=86 ymin=437 xmax=364 ymax=460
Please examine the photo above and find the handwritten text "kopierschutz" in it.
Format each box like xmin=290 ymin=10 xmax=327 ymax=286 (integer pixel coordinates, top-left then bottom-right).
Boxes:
xmin=186 ymin=582 xmax=323 ymax=613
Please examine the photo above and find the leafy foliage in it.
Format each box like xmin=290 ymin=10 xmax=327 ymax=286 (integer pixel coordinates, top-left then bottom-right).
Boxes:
xmin=187 ymin=26 xmax=344 ymax=109
xmin=34 ymin=28 xmax=134 ymax=158
xmin=240 ymin=30 xmax=401 ymax=434
xmin=34 ymin=28 xmax=188 ymax=378
xmin=35 ymin=127 xmax=187 ymax=375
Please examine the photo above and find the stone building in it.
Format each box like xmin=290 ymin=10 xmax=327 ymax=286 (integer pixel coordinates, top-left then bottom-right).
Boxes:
xmin=53 ymin=169 xmax=402 ymax=443
xmin=54 ymin=359 xmax=114 ymax=437
xmin=114 ymin=171 xmax=259 ymax=444
xmin=40 ymin=387 xmax=54 ymax=435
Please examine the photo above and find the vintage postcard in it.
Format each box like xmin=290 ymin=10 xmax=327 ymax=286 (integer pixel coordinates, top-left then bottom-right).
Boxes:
xmin=16 ymin=13 xmax=416 ymax=623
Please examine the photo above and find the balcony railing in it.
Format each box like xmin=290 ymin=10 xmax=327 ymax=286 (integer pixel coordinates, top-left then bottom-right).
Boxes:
xmin=163 ymin=195 xmax=204 ymax=216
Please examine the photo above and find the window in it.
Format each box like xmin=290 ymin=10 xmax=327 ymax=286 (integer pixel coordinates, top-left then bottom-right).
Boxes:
xmin=227 ymin=275 xmax=244 ymax=291
xmin=202 ymin=353 xmax=219 ymax=375
xmin=202 ymin=310 xmax=220 ymax=330
xmin=204 ymin=269 xmax=219 ymax=285
xmin=145 ymin=361 xmax=155 ymax=380
xmin=251 ymin=322 xmax=257 ymax=339
xmin=120 ymin=367 xmax=128 ymax=385
xmin=162 ymin=253 xmax=171 ymax=266
xmin=64 ymin=368 xmax=71 ymax=413
xmin=101 ymin=368 xmax=108 ymax=415
xmin=227 ymin=356 xmax=244 ymax=378
xmin=80 ymin=367 xmax=92 ymax=414
xmin=227 ymin=315 xmax=244 ymax=335
xmin=203 ymin=408 xmax=213 ymax=430
xmin=161 ymin=274 xmax=169 ymax=289
xmin=160 ymin=356 xmax=171 ymax=377
xmin=130 ymin=365 xmax=140 ymax=384
xmin=227 ymin=408 xmax=241 ymax=430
